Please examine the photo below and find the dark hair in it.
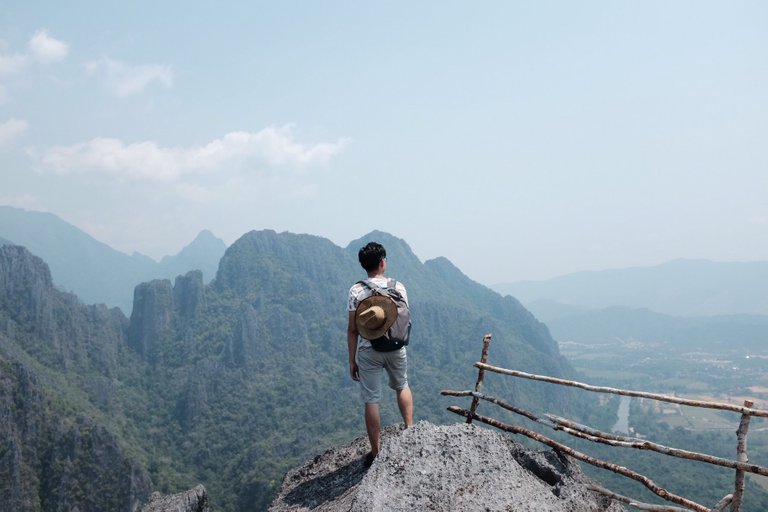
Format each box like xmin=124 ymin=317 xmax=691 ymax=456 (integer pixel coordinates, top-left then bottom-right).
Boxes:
xmin=358 ymin=242 xmax=386 ymax=272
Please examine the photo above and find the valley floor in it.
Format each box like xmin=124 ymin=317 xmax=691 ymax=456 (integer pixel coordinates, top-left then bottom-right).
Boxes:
xmin=558 ymin=338 xmax=768 ymax=509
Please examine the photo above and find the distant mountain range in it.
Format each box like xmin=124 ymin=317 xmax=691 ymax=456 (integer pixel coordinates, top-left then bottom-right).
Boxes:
xmin=0 ymin=206 xmax=227 ymax=313
xmin=492 ymin=259 xmax=768 ymax=317
xmin=525 ymin=300 xmax=768 ymax=351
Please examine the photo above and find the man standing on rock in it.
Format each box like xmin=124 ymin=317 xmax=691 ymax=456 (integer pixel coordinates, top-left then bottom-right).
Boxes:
xmin=347 ymin=241 xmax=414 ymax=466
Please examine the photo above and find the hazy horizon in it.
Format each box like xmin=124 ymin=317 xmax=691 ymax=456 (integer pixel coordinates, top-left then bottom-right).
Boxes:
xmin=2 ymin=2 xmax=766 ymax=284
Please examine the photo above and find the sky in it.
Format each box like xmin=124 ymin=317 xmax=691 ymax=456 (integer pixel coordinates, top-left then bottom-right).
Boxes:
xmin=1 ymin=2 xmax=767 ymax=285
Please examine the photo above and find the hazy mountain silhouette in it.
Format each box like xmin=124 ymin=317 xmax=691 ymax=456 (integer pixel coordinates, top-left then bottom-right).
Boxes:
xmin=527 ymin=300 xmax=768 ymax=350
xmin=492 ymin=259 xmax=768 ymax=316
xmin=0 ymin=206 xmax=227 ymax=313
xmin=158 ymin=229 xmax=224 ymax=283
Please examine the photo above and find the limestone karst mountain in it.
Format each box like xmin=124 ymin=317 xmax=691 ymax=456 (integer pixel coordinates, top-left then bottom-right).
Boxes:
xmin=0 ymin=230 xmax=577 ymax=511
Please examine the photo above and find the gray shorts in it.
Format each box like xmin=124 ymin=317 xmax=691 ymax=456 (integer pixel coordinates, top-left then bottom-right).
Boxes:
xmin=356 ymin=345 xmax=408 ymax=404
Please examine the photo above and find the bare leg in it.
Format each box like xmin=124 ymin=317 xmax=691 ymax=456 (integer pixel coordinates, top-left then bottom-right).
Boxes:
xmin=397 ymin=386 xmax=414 ymax=427
xmin=364 ymin=403 xmax=381 ymax=455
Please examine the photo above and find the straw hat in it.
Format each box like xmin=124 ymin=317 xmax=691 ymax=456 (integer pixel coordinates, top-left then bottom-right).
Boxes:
xmin=355 ymin=295 xmax=397 ymax=340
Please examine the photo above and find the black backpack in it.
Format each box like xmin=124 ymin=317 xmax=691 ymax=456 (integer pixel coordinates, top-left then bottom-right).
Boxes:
xmin=357 ymin=279 xmax=411 ymax=352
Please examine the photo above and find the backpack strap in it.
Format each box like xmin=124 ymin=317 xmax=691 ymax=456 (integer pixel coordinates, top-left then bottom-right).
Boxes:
xmin=359 ymin=279 xmax=395 ymax=290
xmin=357 ymin=279 xmax=377 ymax=291
xmin=359 ymin=279 xmax=400 ymax=298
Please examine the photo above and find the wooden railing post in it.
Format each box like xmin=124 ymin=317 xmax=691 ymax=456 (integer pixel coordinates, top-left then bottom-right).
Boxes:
xmin=466 ymin=333 xmax=492 ymax=424
xmin=732 ymin=399 xmax=753 ymax=512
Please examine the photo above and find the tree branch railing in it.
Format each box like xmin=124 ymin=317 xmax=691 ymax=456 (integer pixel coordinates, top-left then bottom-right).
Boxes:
xmin=440 ymin=333 xmax=768 ymax=512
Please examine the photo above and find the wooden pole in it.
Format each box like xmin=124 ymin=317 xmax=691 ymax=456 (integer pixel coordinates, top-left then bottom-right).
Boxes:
xmin=447 ymin=406 xmax=710 ymax=512
xmin=466 ymin=334 xmax=492 ymax=424
xmin=586 ymin=484 xmax=692 ymax=511
xmin=732 ymin=399 xmax=754 ymax=512
xmin=441 ymin=389 xmax=540 ymax=424
xmin=545 ymin=413 xmax=768 ymax=477
xmin=712 ymin=494 xmax=733 ymax=511
xmin=474 ymin=364 xmax=768 ymax=418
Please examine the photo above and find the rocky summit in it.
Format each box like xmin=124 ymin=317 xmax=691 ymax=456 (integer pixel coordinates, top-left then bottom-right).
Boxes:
xmin=269 ymin=421 xmax=625 ymax=512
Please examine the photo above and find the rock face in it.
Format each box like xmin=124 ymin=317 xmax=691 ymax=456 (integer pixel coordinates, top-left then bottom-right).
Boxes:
xmin=127 ymin=271 xmax=207 ymax=365
xmin=140 ymin=484 xmax=209 ymax=512
xmin=127 ymin=279 xmax=175 ymax=363
xmin=173 ymin=270 xmax=205 ymax=320
xmin=0 ymin=246 xmax=151 ymax=511
xmin=269 ymin=422 xmax=625 ymax=512
xmin=0 ymin=245 xmax=55 ymax=340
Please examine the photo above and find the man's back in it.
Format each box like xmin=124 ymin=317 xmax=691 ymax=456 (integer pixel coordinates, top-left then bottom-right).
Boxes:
xmin=346 ymin=242 xmax=414 ymax=465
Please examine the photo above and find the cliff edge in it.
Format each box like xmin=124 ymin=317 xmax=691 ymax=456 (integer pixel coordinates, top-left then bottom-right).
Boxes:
xmin=269 ymin=421 xmax=625 ymax=511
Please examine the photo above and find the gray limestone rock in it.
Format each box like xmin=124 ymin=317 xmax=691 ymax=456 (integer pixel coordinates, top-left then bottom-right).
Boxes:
xmin=269 ymin=421 xmax=625 ymax=512
xmin=140 ymin=484 xmax=209 ymax=512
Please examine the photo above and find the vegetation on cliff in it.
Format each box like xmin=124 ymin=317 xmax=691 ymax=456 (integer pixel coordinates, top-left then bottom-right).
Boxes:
xmin=0 ymin=230 xmax=576 ymax=511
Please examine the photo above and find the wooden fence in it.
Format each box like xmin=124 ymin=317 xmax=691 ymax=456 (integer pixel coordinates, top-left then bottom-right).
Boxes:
xmin=441 ymin=334 xmax=768 ymax=512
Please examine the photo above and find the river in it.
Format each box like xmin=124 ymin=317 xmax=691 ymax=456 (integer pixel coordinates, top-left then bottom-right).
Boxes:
xmin=612 ymin=396 xmax=631 ymax=434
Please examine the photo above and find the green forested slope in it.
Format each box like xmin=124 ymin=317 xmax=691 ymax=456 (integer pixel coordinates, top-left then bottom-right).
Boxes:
xmin=0 ymin=230 xmax=576 ymax=511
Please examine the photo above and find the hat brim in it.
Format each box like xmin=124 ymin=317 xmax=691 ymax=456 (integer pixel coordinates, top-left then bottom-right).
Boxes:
xmin=355 ymin=295 xmax=398 ymax=340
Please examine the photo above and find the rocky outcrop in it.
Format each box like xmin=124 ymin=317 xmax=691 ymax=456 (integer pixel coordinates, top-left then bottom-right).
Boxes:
xmin=0 ymin=245 xmax=55 ymax=340
xmin=140 ymin=484 xmax=209 ymax=512
xmin=127 ymin=279 xmax=175 ymax=363
xmin=269 ymin=422 xmax=625 ymax=512
xmin=174 ymin=270 xmax=205 ymax=320
xmin=128 ymin=271 xmax=207 ymax=364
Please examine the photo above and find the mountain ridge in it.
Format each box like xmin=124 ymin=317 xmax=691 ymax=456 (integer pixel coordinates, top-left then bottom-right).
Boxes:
xmin=0 ymin=206 xmax=227 ymax=313
xmin=528 ymin=299 xmax=768 ymax=351
xmin=0 ymin=229 xmax=577 ymax=511
xmin=492 ymin=258 xmax=768 ymax=316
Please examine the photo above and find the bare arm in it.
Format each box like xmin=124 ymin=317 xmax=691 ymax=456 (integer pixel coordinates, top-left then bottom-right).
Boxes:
xmin=347 ymin=310 xmax=359 ymax=381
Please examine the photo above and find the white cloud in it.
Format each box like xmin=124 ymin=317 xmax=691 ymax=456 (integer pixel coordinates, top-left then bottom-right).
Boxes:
xmin=0 ymin=51 xmax=28 ymax=76
xmin=0 ymin=118 xmax=29 ymax=146
xmin=85 ymin=56 xmax=173 ymax=97
xmin=40 ymin=125 xmax=349 ymax=182
xmin=28 ymin=30 xmax=69 ymax=63
xmin=0 ymin=30 xmax=68 ymax=76
xmin=0 ymin=194 xmax=39 ymax=209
